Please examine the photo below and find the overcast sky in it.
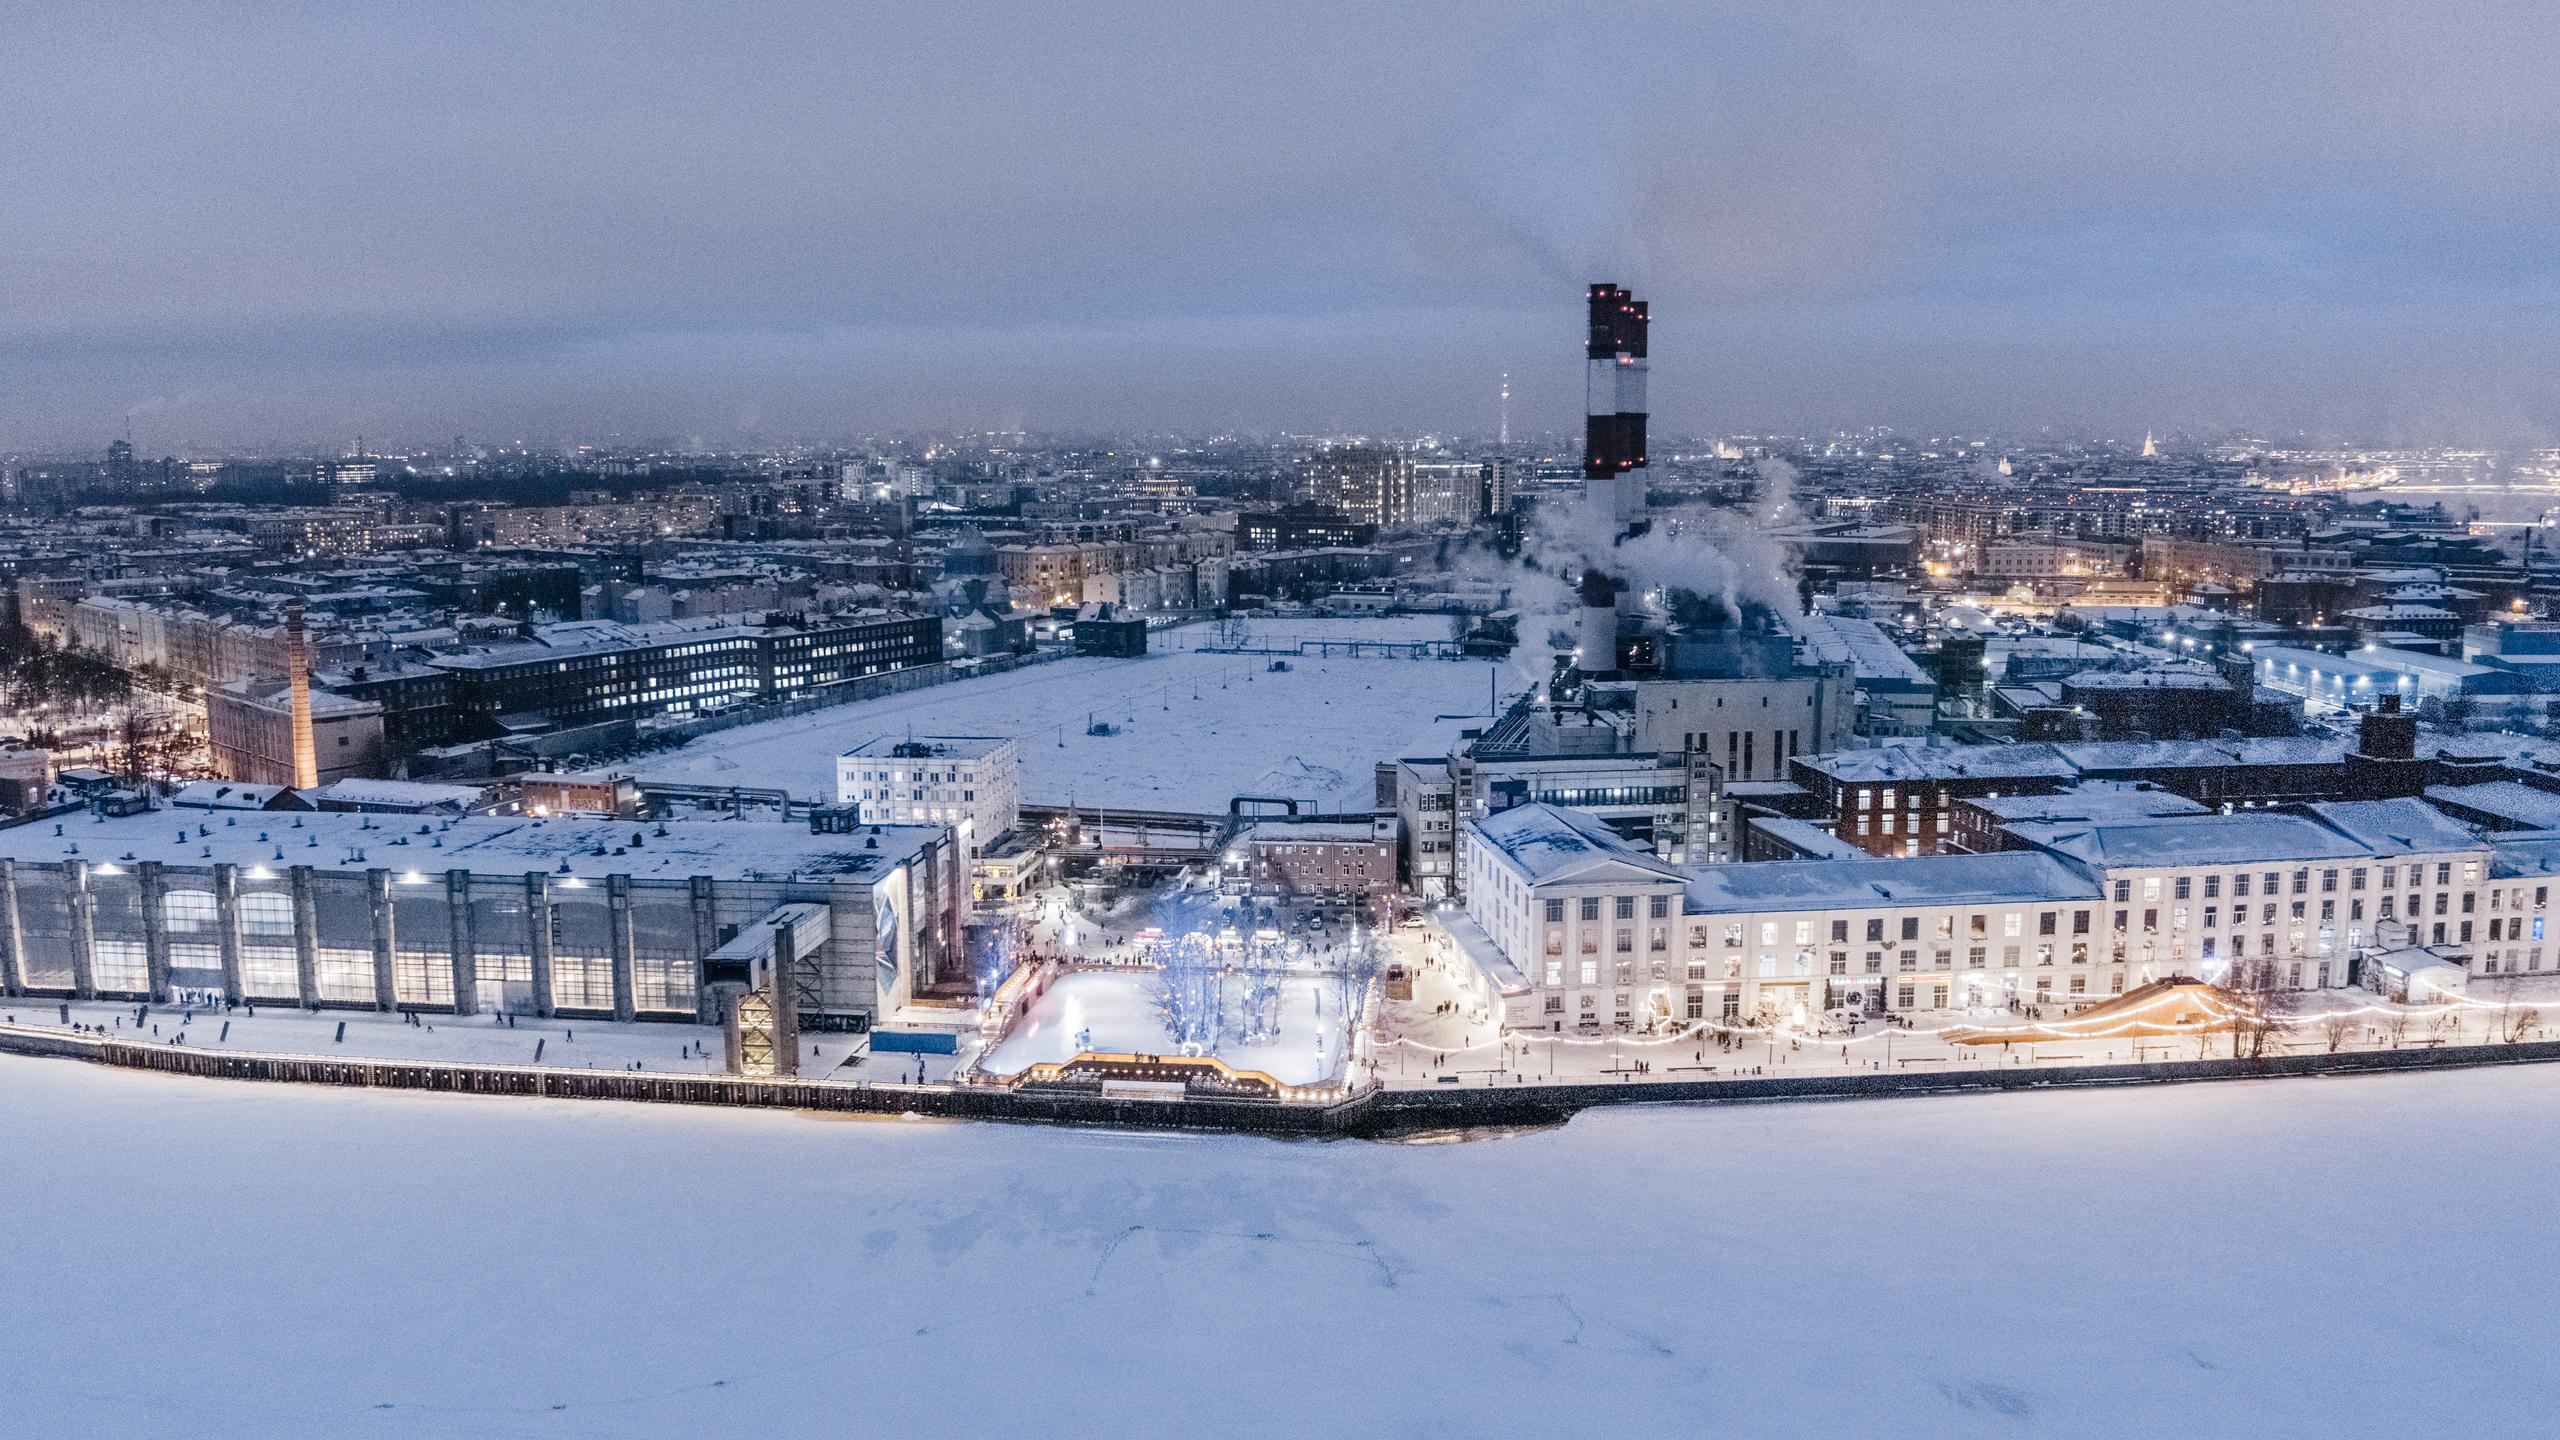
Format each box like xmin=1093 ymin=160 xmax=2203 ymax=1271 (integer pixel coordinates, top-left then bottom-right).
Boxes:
xmin=7 ymin=1 xmax=2559 ymax=452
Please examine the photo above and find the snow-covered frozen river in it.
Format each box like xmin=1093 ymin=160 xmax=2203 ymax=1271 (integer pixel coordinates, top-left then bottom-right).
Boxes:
xmin=5 ymin=1055 xmax=2555 ymax=1438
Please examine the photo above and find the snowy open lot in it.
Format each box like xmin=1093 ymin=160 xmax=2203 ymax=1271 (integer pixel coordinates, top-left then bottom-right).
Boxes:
xmin=634 ymin=617 xmax=1531 ymax=812
xmin=978 ymin=967 xmax=1352 ymax=1086
xmin=8 ymin=1057 xmax=2560 ymax=1439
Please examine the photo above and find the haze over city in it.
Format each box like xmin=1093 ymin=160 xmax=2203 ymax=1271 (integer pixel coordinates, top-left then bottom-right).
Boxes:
xmin=12 ymin=0 xmax=2560 ymax=450
xmin=13 ymin=7 xmax=2560 ymax=1439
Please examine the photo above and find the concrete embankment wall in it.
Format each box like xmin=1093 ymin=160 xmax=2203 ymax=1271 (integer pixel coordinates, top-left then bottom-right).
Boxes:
xmin=8 ymin=1026 xmax=2559 ymax=1138
xmin=0 ymin=1027 xmax=1360 ymax=1136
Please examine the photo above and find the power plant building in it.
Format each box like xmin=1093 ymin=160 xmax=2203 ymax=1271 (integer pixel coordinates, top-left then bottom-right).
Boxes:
xmin=0 ymin=810 xmax=968 ymax=1030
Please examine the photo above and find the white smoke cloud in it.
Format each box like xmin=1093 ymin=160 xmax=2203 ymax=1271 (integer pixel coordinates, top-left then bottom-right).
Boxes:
xmin=1450 ymin=529 xmax=1578 ymax=651
xmin=1512 ymin=457 xmax=1806 ymax=629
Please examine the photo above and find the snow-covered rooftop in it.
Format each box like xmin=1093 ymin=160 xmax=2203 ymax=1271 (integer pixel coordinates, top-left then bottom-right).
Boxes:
xmin=2252 ymin=644 xmax=2491 ymax=681
xmin=1684 ymin=851 xmax=2100 ymax=915
xmin=425 ymin=613 xmax=916 ymax=670
xmin=2428 ymin=782 xmax=2560 ymax=831
xmin=308 ymin=778 xmax=488 ymax=810
xmin=1796 ymin=743 xmax=2076 ymax=784
xmin=168 ymin=781 xmax=291 ymax=811
xmin=1237 ymin=819 xmax=1381 ymax=844
xmin=1960 ymin=784 xmax=2209 ymax=824
xmin=0 ymin=809 xmax=943 ymax=884
xmin=1743 ymin=816 xmax=1867 ymax=859
xmin=2057 ymin=737 xmax=2345 ymax=772
xmin=1469 ymin=802 xmax=1683 ymax=885
xmin=2301 ymin=798 xmax=2486 ymax=856
xmin=842 ymin=734 xmax=1016 ymax=760
xmin=2007 ymin=799 xmax=2480 ymax=870
xmin=1793 ymin=615 xmax=1930 ymax=687
xmin=2062 ymin=664 xmax=2227 ymax=691
xmin=2488 ymin=832 xmax=2560 ymax=878
xmin=211 ymin=677 xmax=379 ymax=714
xmin=2008 ymin=813 xmax=2359 ymax=868
xmin=2343 ymin=604 xmax=2459 ymax=621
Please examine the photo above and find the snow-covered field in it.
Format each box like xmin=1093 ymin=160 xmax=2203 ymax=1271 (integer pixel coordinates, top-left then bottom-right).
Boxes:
xmin=8 ymin=1056 xmax=2560 ymax=1438
xmin=978 ymin=968 xmax=1351 ymax=1085
xmin=635 ymin=618 xmax=1531 ymax=812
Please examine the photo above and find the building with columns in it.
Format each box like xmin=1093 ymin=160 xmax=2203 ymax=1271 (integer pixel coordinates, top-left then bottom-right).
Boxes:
xmin=0 ymin=810 xmax=966 ymax=1030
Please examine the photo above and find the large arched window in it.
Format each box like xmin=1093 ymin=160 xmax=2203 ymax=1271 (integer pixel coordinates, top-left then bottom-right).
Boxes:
xmin=237 ymin=891 xmax=294 ymax=938
xmin=162 ymin=890 xmax=218 ymax=934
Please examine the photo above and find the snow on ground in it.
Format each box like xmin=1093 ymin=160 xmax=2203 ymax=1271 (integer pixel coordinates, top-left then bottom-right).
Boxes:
xmin=1149 ymin=615 xmax=1474 ymax=651
xmin=978 ymin=968 xmax=1350 ymax=1086
xmin=635 ymin=618 xmax=1534 ymax=812
xmin=8 ymin=1056 xmax=2560 ymax=1438
xmin=8 ymin=997 xmax=969 ymax=1083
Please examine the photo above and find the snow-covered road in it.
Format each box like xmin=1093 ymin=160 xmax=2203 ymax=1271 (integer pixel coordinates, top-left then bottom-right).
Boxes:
xmin=5 ymin=1054 xmax=2556 ymax=1438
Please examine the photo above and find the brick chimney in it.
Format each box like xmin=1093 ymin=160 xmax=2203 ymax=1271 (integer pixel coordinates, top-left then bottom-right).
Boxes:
xmin=286 ymin=597 xmax=318 ymax=789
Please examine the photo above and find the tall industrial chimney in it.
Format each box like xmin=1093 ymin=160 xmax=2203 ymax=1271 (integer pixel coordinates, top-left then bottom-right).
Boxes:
xmin=1575 ymin=283 xmax=1650 ymax=678
xmin=285 ymin=596 xmax=318 ymax=789
xmin=1574 ymin=567 xmax=1622 ymax=675
xmin=1585 ymin=283 xmax=1649 ymax=538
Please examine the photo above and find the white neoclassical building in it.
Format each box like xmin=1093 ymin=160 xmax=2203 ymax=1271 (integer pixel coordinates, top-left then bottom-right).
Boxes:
xmin=1458 ymin=797 xmax=2496 ymax=1034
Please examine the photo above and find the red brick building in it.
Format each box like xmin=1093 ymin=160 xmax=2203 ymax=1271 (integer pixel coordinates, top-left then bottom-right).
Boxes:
xmin=1228 ymin=817 xmax=1398 ymax=908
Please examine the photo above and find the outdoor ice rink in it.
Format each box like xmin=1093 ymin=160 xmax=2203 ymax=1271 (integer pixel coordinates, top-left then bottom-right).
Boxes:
xmin=6 ymin=1053 xmax=2557 ymax=1439
xmin=977 ymin=967 xmax=1355 ymax=1087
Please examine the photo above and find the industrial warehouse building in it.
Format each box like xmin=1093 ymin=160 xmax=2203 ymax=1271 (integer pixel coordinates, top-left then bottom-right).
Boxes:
xmin=0 ymin=810 xmax=967 ymax=1030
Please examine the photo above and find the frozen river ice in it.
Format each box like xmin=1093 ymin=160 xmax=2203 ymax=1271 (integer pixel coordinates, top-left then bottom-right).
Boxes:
xmin=5 ymin=1055 xmax=2557 ymax=1438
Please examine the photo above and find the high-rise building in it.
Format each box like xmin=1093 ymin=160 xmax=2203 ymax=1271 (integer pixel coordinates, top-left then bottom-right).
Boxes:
xmin=1408 ymin=460 xmax=1485 ymax=528
xmin=1295 ymin=447 xmax=1414 ymax=530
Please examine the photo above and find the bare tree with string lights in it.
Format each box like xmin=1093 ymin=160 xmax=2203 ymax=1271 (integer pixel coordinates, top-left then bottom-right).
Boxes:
xmin=1145 ymin=932 xmax=1222 ymax=1054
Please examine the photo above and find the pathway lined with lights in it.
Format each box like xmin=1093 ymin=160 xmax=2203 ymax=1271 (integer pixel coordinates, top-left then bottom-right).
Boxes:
xmin=1367 ymin=964 xmax=2560 ymax=1089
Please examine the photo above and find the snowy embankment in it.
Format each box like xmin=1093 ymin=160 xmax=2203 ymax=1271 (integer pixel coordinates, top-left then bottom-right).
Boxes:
xmin=7 ymin=996 xmax=980 ymax=1082
xmin=5 ymin=1056 xmax=2557 ymax=1438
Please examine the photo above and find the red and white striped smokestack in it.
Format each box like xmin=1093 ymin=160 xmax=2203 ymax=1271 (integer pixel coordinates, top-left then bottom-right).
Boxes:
xmin=1575 ymin=283 xmax=1649 ymax=678
xmin=1584 ymin=283 xmax=1649 ymax=537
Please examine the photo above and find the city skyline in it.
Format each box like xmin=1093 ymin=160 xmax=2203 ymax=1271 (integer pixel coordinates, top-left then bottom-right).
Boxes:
xmin=11 ymin=1 xmax=2560 ymax=451
xmin=16 ymin=10 xmax=2560 ymax=1437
